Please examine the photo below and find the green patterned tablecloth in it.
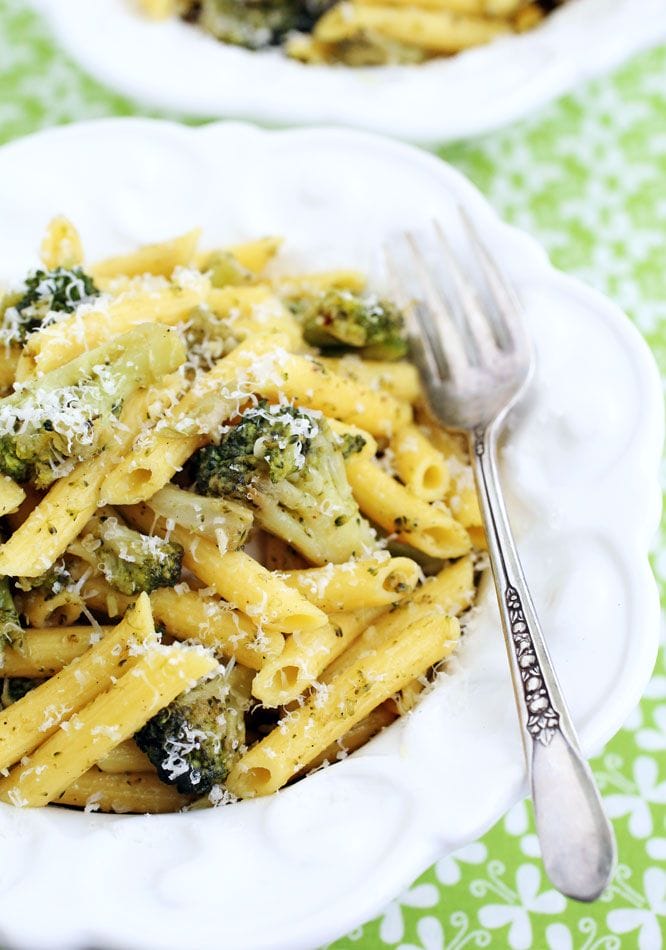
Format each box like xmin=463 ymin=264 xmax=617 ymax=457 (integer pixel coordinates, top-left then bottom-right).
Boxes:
xmin=1 ymin=1 xmax=665 ymax=946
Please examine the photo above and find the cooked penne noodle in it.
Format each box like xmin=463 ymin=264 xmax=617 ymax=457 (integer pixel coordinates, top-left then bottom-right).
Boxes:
xmin=57 ymin=767 xmax=190 ymax=813
xmin=357 ymin=0 xmax=524 ymax=11
xmin=136 ymin=0 xmax=186 ymax=20
xmin=227 ymin=613 xmax=460 ymax=797
xmin=149 ymin=587 xmax=285 ymax=670
xmin=320 ymin=557 xmax=474 ymax=682
xmin=0 ymin=475 xmax=25 ymax=518
xmin=39 ymin=216 xmax=84 ymax=270
xmin=300 ymin=702 xmax=397 ymax=773
xmin=315 ymin=3 xmax=511 ymax=52
xmin=275 ymin=270 xmax=366 ymax=295
xmin=388 ymin=678 xmax=426 ymax=716
xmin=0 ymin=643 xmax=217 ymax=807
xmin=17 ymin=587 xmax=85 ymax=628
xmin=90 ymin=229 xmax=201 ymax=280
xmin=256 ymin=352 xmax=412 ymax=437
xmin=514 ymin=2 xmax=544 ymax=31
xmin=345 ymin=454 xmax=471 ymax=558
xmin=251 ymin=608 xmax=384 ymax=706
xmin=390 ymin=424 xmax=450 ymax=501
xmin=226 ymin=236 xmax=282 ymax=273
xmin=319 ymin=356 xmax=421 ymax=403
xmin=96 ymin=741 xmax=154 ymax=774
xmin=0 ymin=596 xmax=155 ymax=771
xmin=0 ymin=345 xmax=19 ymax=392
xmin=281 ymin=555 xmax=420 ymax=612
xmin=1 ymin=626 xmax=115 ymax=677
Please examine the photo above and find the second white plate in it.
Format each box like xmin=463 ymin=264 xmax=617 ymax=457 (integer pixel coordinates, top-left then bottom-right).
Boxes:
xmin=30 ymin=0 xmax=666 ymax=143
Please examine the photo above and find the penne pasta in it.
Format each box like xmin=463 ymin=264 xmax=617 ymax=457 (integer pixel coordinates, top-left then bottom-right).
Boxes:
xmin=299 ymin=702 xmax=397 ymax=774
xmin=39 ymin=216 xmax=84 ymax=270
xmin=0 ymin=642 xmax=217 ymax=807
xmin=255 ymin=352 xmax=412 ymax=437
xmin=90 ymin=229 xmax=201 ymax=280
xmin=227 ymin=613 xmax=460 ymax=797
xmin=320 ymin=557 xmax=474 ymax=682
xmin=390 ymin=424 xmax=450 ymax=501
xmin=0 ymin=595 xmax=155 ymax=772
xmin=149 ymin=587 xmax=285 ymax=670
xmin=96 ymin=740 xmax=155 ymax=775
xmin=281 ymin=555 xmax=420 ymax=613
xmin=0 ymin=475 xmax=25 ymax=518
xmin=319 ymin=356 xmax=421 ymax=403
xmin=344 ymin=454 xmax=471 ymax=558
xmin=251 ymin=607 xmax=384 ymax=706
xmin=1 ymin=625 xmax=116 ymax=677
xmin=57 ymin=767 xmax=190 ymax=813
xmin=315 ymin=3 xmax=511 ymax=53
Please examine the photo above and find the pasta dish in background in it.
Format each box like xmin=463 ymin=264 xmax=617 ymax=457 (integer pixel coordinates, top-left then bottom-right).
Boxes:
xmin=0 ymin=219 xmax=484 ymax=813
xmin=139 ymin=0 xmax=565 ymax=66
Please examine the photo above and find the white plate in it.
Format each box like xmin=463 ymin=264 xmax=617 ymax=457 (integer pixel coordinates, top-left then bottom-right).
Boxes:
xmin=0 ymin=119 xmax=661 ymax=950
xmin=30 ymin=0 xmax=666 ymax=143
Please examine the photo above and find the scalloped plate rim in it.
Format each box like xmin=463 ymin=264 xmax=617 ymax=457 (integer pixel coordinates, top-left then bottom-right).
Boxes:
xmin=0 ymin=119 xmax=660 ymax=950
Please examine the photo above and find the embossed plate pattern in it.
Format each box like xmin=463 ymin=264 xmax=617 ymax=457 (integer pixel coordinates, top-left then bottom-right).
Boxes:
xmin=0 ymin=120 xmax=660 ymax=950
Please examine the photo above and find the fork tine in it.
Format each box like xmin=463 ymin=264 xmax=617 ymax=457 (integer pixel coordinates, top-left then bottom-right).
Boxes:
xmin=402 ymin=231 xmax=469 ymax=381
xmin=384 ymin=244 xmax=443 ymax=383
xmin=458 ymin=204 xmax=529 ymax=355
xmin=432 ymin=220 xmax=500 ymax=364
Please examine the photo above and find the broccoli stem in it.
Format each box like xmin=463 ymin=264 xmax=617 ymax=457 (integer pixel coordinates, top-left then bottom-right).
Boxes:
xmin=0 ymin=577 xmax=21 ymax=650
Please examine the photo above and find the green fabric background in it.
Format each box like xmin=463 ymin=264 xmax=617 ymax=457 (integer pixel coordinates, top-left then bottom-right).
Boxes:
xmin=0 ymin=2 xmax=664 ymax=946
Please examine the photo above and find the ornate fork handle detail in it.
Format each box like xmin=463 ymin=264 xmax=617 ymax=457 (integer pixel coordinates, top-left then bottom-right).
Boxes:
xmin=505 ymin=585 xmax=560 ymax=744
xmin=470 ymin=422 xmax=615 ymax=902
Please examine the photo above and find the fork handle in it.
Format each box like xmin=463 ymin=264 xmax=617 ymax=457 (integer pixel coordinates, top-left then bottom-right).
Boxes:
xmin=469 ymin=423 xmax=616 ymax=902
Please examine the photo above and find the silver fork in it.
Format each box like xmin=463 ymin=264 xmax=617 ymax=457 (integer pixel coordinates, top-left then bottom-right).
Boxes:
xmin=385 ymin=215 xmax=616 ymax=902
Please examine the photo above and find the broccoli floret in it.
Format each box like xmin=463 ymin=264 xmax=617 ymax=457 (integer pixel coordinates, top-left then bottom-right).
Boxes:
xmin=0 ymin=323 xmax=185 ymax=487
xmin=0 ymin=677 xmax=40 ymax=709
xmin=0 ymin=576 xmax=21 ymax=649
xmin=14 ymin=560 xmax=71 ymax=595
xmin=298 ymin=290 xmax=408 ymax=361
xmin=135 ymin=671 xmax=247 ymax=795
xmin=1 ymin=267 xmax=99 ymax=347
xmin=206 ymin=251 xmax=253 ymax=288
xmin=193 ymin=400 xmax=376 ymax=564
xmin=77 ymin=512 xmax=183 ymax=596
xmin=192 ymin=0 xmax=314 ymax=49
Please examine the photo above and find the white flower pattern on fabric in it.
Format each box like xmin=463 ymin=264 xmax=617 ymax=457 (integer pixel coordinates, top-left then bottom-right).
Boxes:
xmin=602 ymin=756 xmax=666 ymax=839
xmin=475 ymin=863 xmax=566 ymax=949
xmin=434 ymin=843 xmax=488 ymax=887
xmin=397 ymin=913 xmax=490 ymax=950
xmin=545 ymin=918 xmax=621 ymax=950
xmin=606 ymin=868 xmax=666 ymax=950
xmin=635 ymin=705 xmax=666 ymax=752
xmin=502 ymin=801 xmax=540 ymax=858
xmin=379 ymin=884 xmax=439 ymax=944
